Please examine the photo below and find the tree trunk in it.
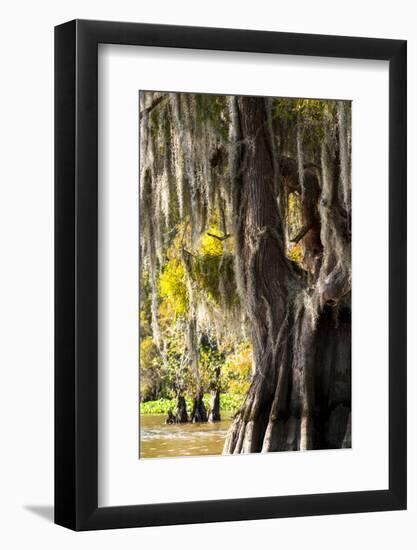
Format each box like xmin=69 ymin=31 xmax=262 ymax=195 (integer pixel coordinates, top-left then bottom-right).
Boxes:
xmin=208 ymin=390 xmax=221 ymax=422
xmin=176 ymin=394 xmax=188 ymax=423
xmin=223 ymin=97 xmax=351 ymax=454
xmin=186 ymin=316 xmax=208 ymax=423
xmin=208 ymin=365 xmax=221 ymax=422
xmin=191 ymin=391 xmax=208 ymax=423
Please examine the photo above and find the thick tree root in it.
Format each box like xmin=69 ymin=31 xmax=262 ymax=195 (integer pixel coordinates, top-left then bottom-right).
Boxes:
xmin=223 ymin=302 xmax=351 ymax=454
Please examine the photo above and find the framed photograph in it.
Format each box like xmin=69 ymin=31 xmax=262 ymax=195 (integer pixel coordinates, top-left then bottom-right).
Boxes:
xmin=55 ymin=19 xmax=407 ymax=530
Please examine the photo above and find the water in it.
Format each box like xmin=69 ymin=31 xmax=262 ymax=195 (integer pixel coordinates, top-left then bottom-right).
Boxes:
xmin=140 ymin=414 xmax=233 ymax=459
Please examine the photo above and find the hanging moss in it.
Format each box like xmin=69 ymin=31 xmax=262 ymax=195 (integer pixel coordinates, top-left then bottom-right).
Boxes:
xmin=140 ymin=91 xmax=351 ymax=445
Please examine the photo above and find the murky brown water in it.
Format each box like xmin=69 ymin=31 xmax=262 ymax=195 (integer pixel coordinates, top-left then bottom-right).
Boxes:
xmin=140 ymin=414 xmax=233 ymax=459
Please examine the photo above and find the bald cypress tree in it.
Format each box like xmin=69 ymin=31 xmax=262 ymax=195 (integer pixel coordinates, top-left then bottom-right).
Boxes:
xmin=140 ymin=92 xmax=351 ymax=450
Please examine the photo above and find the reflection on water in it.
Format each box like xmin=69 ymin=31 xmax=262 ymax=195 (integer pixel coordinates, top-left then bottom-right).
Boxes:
xmin=140 ymin=414 xmax=233 ymax=459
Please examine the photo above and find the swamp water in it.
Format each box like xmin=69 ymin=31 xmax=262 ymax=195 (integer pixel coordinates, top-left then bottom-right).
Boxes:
xmin=140 ymin=414 xmax=233 ymax=459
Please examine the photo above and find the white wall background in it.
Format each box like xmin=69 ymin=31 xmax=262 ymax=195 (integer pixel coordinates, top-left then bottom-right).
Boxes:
xmin=0 ymin=0 xmax=414 ymax=547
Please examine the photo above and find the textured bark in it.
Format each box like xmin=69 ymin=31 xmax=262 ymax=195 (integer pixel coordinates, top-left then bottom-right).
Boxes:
xmin=223 ymin=98 xmax=351 ymax=454
xmin=224 ymin=97 xmax=296 ymax=453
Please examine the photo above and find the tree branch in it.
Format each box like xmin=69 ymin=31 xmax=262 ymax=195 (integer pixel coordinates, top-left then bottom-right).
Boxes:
xmin=182 ymin=248 xmax=197 ymax=259
xmin=207 ymin=232 xmax=231 ymax=242
xmin=290 ymin=224 xmax=312 ymax=244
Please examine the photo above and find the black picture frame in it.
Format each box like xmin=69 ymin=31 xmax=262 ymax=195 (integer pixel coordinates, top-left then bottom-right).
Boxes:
xmin=55 ymin=19 xmax=407 ymax=531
